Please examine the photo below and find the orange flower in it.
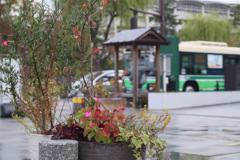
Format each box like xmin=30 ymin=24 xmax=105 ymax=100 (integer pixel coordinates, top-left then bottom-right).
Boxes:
xmin=103 ymin=0 xmax=107 ymax=6
xmin=82 ymin=4 xmax=87 ymax=10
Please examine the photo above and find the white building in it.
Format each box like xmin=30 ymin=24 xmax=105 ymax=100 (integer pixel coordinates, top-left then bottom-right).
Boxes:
xmin=106 ymin=0 xmax=236 ymax=38
xmin=172 ymin=0 xmax=235 ymax=32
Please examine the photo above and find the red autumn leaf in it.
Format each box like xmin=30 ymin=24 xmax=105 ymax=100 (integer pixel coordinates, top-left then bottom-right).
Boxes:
xmin=82 ymin=4 xmax=87 ymax=10
xmin=63 ymin=66 xmax=70 ymax=72
xmin=113 ymin=131 xmax=119 ymax=137
xmin=103 ymin=130 xmax=110 ymax=137
xmin=93 ymin=48 xmax=100 ymax=54
xmin=75 ymin=26 xmax=78 ymax=31
xmin=91 ymin=21 xmax=95 ymax=27
xmin=121 ymin=70 xmax=128 ymax=77
xmin=104 ymin=122 xmax=116 ymax=132
xmin=103 ymin=0 xmax=107 ymax=6
xmin=74 ymin=26 xmax=78 ymax=35
xmin=112 ymin=118 xmax=118 ymax=122
xmin=117 ymin=114 xmax=125 ymax=121
xmin=81 ymin=117 xmax=87 ymax=123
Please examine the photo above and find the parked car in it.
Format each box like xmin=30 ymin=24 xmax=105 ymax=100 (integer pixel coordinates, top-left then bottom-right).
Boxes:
xmin=68 ymin=70 xmax=124 ymax=97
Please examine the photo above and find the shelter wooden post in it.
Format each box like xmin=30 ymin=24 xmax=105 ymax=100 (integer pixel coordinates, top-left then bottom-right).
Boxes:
xmin=133 ymin=44 xmax=138 ymax=107
xmin=156 ymin=45 xmax=161 ymax=91
xmin=114 ymin=46 xmax=119 ymax=95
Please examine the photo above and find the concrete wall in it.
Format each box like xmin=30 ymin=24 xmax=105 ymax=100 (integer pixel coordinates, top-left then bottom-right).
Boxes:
xmin=148 ymin=91 xmax=240 ymax=110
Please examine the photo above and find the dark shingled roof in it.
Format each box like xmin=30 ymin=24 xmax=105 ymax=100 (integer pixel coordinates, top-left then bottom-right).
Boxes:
xmin=103 ymin=28 xmax=170 ymax=46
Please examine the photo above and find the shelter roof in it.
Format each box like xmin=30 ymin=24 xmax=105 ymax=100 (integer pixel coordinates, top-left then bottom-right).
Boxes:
xmin=103 ymin=28 xmax=170 ymax=46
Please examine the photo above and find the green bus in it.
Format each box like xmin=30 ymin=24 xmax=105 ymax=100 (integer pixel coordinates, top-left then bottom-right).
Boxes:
xmin=123 ymin=38 xmax=240 ymax=92
xmin=164 ymin=39 xmax=240 ymax=92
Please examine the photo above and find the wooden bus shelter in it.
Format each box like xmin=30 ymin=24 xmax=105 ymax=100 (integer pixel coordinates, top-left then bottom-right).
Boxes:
xmin=103 ymin=28 xmax=170 ymax=107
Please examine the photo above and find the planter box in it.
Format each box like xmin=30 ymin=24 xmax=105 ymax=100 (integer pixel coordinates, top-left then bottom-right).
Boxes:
xmin=100 ymin=98 xmax=127 ymax=112
xmin=79 ymin=141 xmax=146 ymax=160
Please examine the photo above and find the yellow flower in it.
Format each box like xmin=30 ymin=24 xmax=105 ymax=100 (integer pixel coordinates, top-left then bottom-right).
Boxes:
xmin=129 ymin=102 xmax=135 ymax=108
xmin=131 ymin=108 xmax=135 ymax=113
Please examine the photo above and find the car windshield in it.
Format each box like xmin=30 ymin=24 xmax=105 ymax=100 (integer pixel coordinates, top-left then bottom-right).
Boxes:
xmin=81 ymin=71 xmax=103 ymax=81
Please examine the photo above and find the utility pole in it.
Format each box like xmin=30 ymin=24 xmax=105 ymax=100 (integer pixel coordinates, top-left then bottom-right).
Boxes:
xmin=160 ymin=0 xmax=165 ymax=36
xmin=129 ymin=0 xmax=165 ymax=35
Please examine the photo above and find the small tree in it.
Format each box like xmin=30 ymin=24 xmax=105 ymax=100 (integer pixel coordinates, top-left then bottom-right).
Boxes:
xmin=177 ymin=13 xmax=234 ymax=43
xmin=0 ymin=0 xmax=108 ymax=133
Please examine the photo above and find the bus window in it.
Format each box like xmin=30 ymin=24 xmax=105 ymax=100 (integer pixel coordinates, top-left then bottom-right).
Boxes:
xmin=224 ymin=57 xmax=238 ymax=65
xmin=181 ymin=54 xmax=192 ymax=74
xmin=193 ymin=54 xmax=207 ymax=74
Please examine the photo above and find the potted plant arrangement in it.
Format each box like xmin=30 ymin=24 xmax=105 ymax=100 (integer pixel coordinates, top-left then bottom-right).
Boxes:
xmin=0 ymin=0 xmax=108 ymax=159
xmin=52 ymin=98 xmax=171 ymax=160
xmin=0 ymin=0 xmax=171 ymax=159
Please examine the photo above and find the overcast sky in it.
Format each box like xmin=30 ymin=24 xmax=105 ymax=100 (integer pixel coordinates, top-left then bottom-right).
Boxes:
xmin=201 ymin=0 xmax=240 ymax=4
xmin=34 ymin=0 xmax=240 ymax=6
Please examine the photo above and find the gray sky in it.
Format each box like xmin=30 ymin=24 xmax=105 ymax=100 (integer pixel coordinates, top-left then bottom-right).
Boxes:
xmin=34 ymin=0 xmax=240 ymax=6
xmin=201 ymin=0 xmax=240 ymax=4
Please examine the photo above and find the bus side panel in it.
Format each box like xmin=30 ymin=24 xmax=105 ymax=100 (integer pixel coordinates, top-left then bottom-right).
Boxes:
xmin=179 ymin=75 xmax=224 ymax=91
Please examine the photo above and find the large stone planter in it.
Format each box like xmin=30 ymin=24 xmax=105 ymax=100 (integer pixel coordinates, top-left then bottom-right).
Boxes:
xmin=28 ymin=133 xmax=52 ymax=160
xmin=78 ymin=141 xmax=146 ymax=160
xmin=100 ymin=98 xmax=127 ymax=112
xmin=39 ymin=140 xmax=78 ymax=160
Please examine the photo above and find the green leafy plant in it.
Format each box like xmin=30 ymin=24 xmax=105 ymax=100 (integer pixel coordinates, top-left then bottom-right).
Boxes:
xmin=117 ymin=107 xmax=171 ymax=160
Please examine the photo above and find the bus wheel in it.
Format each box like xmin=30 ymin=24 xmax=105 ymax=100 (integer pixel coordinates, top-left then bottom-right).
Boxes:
xmin=184 ymin=84 xmax=197 ymax=92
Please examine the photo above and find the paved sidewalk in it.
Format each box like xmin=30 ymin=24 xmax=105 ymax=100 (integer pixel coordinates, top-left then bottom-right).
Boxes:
xmin=0 ymin=99 xmax=239 ymax=160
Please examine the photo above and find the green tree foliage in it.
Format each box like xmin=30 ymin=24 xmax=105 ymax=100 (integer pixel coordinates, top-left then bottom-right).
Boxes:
xmin=99 ymin=0 xmax=154 ymax=70
xmin=153 ymin=0 xmax=180 ymax=35
xmin=104 ymin=0 xmax=154 ymax=38
xmin=177 ymin=13 xmax=234 ymax=44
xmin=233 ymin=4 xmax=240 ymax=26
xmin=0 ymin=0 xmax=18 ymax=39
xmin=0 ymin=0 xmax=106 ymax=133
xmin=61 ymin=0 xmax=154 ymax=71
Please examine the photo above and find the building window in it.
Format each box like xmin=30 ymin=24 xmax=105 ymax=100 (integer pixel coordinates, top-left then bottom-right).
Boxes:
xmin=177 ymin=2 xmax=202 ymax=13
xmin=205 ymin=4 xmax=228 ymax=16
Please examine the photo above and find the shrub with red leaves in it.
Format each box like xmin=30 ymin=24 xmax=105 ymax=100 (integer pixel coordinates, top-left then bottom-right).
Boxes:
xmin=52 ymin=124 xmax=88 ymax=141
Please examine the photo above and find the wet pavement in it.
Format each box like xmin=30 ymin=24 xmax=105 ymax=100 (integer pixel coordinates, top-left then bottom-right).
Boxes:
xmin=162 ymin=103 xmax=240 ymax=160
xmin=0 ymin=99 xmax=240 ymax=160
